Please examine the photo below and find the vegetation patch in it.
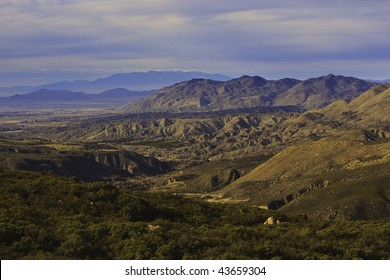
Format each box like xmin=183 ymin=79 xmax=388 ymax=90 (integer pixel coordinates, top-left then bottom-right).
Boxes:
xmin=1 ymin=170 xmax=389 ymax=260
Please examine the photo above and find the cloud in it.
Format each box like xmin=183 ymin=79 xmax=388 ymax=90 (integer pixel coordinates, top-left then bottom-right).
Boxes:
xmin=0 ymin=0 xmax=389 ymax=84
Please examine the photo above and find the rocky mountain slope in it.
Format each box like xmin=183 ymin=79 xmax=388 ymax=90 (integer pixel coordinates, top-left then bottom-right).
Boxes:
xmin=121 ymin=74 xmax=373 ymax=112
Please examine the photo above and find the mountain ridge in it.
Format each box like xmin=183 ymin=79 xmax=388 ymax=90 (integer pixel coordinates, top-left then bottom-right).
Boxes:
xmin=121 ymin=74 xmax=374 ymax=113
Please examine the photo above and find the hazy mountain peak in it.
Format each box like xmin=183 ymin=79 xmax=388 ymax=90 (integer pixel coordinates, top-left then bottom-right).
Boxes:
xmin=324 ymin=73 xmax=336 ymax=78
xmin=6 ymin=89 xmax=89 ymax=102
xmin=0 ymin=71 xmax=232 ymax=96
xmin=0 ymin=88 xmax=152 ymax=109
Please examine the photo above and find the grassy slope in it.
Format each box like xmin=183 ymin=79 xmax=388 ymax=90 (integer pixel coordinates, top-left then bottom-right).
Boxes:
xmin=220 ymin=139 xmax=390 ymax=219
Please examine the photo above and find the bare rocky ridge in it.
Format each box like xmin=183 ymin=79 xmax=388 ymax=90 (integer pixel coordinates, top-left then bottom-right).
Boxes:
xmin=26 ymin=113 xmax=299 ymax=161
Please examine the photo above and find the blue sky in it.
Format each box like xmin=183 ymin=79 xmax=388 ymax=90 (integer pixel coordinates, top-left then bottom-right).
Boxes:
xmin=1 ymin=0 xmax=390 ymax=86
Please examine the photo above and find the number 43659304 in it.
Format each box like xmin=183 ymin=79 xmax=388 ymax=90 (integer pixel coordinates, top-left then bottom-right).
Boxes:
xmin=217 ymin=267 xmax=266 ymax=276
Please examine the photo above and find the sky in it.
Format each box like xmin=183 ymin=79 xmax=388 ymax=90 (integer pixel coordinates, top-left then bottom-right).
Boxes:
xmin=1 ymin=0 xmax=390 ymax=86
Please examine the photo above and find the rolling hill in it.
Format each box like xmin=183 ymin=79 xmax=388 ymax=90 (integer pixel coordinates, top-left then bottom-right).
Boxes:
xmin=219 ymin=139 xmax=390 ymax=220
xmin=274 ymin=74 xmax=373 ymax=109
xmin=320 ymin=83 xmax=390 ymax=126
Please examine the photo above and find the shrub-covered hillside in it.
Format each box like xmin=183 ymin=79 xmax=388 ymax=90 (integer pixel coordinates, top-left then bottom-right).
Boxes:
xmin=0 ymin=170 xmax=389 ymax=260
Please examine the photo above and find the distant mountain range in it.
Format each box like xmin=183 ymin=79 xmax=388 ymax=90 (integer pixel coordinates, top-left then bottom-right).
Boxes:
xmin=0 ymin=88 xmax=153 ymax=109
xmin=365 ymin=79 xmax=390 ymax=84
xmin=0 ymin=71 xmax=231 ymax=97
xmin=0 ymin=73 xmax=378 ymax=111
xmin=122 ymin=74 xmax=374 ymax=112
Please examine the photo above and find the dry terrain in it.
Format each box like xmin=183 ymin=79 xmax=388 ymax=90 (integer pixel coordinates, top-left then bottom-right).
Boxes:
xmin=0 ymin=77 xmax=389 ymax=220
